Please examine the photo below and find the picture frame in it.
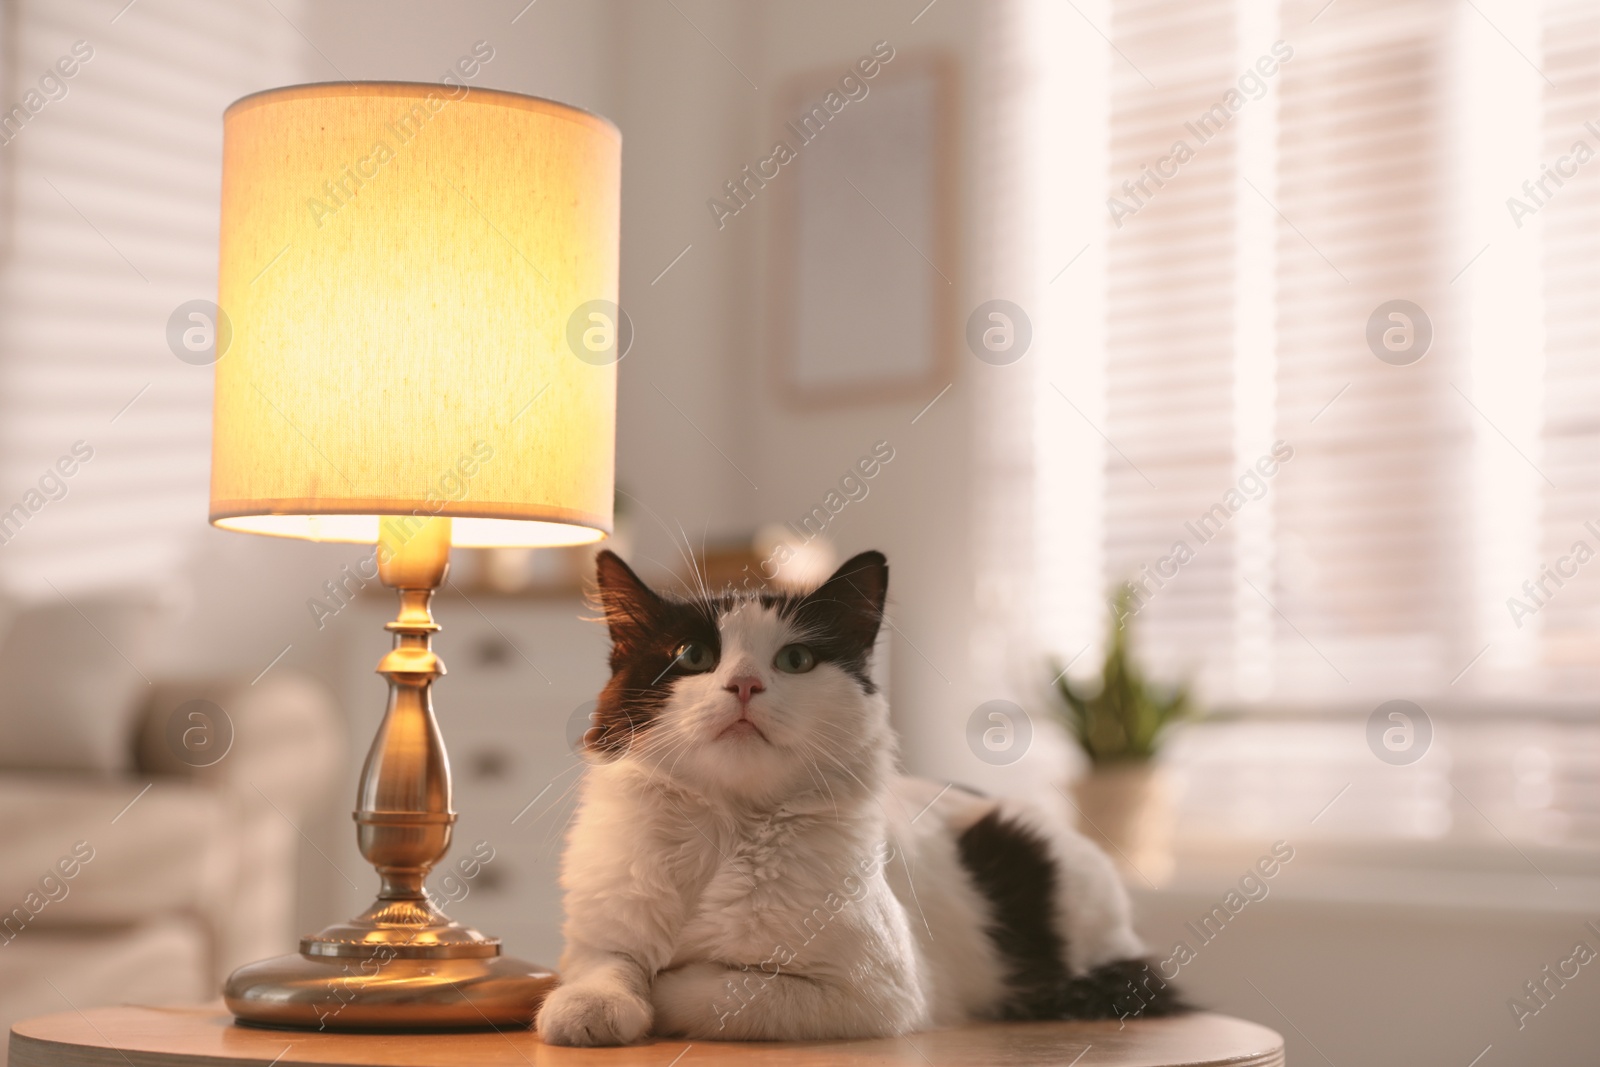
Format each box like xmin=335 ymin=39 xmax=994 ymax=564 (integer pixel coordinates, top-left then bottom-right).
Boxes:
xmin=767 ymin=52 xmax=959 ymax=409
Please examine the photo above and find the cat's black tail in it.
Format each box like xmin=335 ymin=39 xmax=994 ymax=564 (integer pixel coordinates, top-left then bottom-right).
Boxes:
xmin=1052 ymin=958 xmax=1190 ymax=1021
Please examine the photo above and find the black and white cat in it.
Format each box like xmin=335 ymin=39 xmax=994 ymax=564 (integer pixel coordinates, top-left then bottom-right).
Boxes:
xmin=536 ymin=549 xmax=1183 ymax=1046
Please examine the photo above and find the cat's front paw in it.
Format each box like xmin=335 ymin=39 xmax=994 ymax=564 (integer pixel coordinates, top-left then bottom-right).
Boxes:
xmin=537 ymin=978 xmax=652 ymax=1046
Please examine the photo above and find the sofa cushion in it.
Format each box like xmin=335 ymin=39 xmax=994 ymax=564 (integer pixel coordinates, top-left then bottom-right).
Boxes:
xmin=134 ymin=671 xmax=344 ymax=802
xmin=0 ymin=776 xmax=231 ymax=931
xmin=0 ymin=599 xmax=156 ymax=775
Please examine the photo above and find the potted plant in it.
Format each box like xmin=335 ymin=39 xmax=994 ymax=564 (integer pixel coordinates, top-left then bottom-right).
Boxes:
xmin=1050 ymin=585 xmax=1194 ymax=883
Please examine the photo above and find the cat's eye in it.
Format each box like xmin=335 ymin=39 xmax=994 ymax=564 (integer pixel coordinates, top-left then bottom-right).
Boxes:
xmin=673 ymin=641 xmax=717 ymax=673
xmin=774 ymin=644 xmax=816 ymax=674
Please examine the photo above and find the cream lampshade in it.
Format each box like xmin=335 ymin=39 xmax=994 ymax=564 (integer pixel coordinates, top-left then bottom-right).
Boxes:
xmin=212 ymin=81 xmax=619 ymax=546
xmin=210 ymin=82 xmax=621 ymax=1032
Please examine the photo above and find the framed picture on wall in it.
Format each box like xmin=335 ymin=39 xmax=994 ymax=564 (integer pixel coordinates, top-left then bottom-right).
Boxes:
xmin=767 ymin=52 xmax=959 ymax=409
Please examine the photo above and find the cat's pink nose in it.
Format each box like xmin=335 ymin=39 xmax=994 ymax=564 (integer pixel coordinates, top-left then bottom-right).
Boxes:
xmin=724 ymin=675 xmax=765 ymax=705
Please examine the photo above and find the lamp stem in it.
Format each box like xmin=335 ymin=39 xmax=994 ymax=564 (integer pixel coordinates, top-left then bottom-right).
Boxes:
xmin=298 ymin=515 xmax=497 ymax=959
xmin=357 ymin=517 xmax=454 ymax=911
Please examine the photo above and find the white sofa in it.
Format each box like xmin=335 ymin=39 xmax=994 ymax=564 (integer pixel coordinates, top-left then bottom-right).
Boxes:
xmin=0 ymin=660 xmax=341 ymax=1057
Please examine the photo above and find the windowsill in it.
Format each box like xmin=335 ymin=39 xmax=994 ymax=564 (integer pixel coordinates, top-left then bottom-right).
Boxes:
xmin=1135 ymin=837 xmax=1600 ymax=916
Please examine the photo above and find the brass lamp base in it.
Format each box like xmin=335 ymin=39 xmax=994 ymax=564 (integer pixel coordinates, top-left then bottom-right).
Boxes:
xmin=225 ymin=517 xmax=558 ymax=1031
xmin=224 ymin=951 xmax=557 ymax=1031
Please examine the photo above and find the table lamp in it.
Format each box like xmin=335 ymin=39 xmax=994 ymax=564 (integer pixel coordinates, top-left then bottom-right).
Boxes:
xmin=209 ymin=82 xmax=620 ymax=1030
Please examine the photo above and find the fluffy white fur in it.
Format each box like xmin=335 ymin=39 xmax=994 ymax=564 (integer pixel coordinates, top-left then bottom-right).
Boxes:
xmin=538 ymin=593 xmax=1145 ymax=1046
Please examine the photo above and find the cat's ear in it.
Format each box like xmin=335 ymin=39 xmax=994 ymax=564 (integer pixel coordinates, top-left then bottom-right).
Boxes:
xmin=594 ymin=550 xmax=662 ymax=637
xmin=794 ymin=550 xmax=888 ymax=655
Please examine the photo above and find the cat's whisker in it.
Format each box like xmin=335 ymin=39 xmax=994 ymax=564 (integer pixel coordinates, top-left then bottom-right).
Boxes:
xmin=670 ymin=516 xmax=713 ymax=604
xmin=794 ymin=742 xmax=840 ymax=820
xmin=611 ymin=485 xmax=708 ymax=601
xmin=518 ymin=770 xmax=587 ymax=849
xmin=647 ymin=732 xmax=698 ymax=787
xmin=538 ymin=790 xmax=585 ymax=861
xmin=508 ymin=763 xmax=587 ymax=833
xmin=796 ymin=745 xmax=830 ymax=802
xmin=665 ymin=736 xmax=698 ymax=780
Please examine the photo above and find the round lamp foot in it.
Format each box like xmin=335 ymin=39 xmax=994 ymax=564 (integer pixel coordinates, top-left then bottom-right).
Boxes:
xmin=224 ymin=952 xmax=558 ymax=1031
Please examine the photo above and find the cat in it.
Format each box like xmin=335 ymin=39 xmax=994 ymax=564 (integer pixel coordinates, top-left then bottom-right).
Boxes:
xmin=535 ymin=549 xmax=1184 ymax=1046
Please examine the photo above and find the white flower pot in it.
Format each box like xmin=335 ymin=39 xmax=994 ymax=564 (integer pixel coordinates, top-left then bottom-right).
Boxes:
xmin=1070 ymin=762 xmax=1175 ymax=886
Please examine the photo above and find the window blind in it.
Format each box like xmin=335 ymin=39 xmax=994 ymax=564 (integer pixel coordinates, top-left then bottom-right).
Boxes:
xmin=0 ymin=0 xmax=304 ymax=598
xmin=1538 ymin=0 xmax=1600 ymax=689
xmin=1064 ymin=0 xmax=1486 ymax=707
xmin=1270 ymin=0 xmax=1469 ymax=701
xmin=1101 ymin=0 xmax=1240 ymax=698
xmin=1005 ymin=0 xmax=1600 ymax=706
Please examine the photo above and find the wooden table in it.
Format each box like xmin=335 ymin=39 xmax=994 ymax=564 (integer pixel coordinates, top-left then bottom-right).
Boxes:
xmin=10 ymin=1005 xmax=1283 ymax=1066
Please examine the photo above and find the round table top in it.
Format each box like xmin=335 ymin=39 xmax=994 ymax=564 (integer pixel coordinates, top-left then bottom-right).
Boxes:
xmin=10 ymin=1005 xmax=1283 ymax=1067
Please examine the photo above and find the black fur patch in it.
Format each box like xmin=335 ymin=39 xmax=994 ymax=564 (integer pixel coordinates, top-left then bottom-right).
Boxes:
xmin=588 ymin=552 xmax=722 ymax=756
xmin=956 ymin=810 xmax=1073 ymax=1018
xmin=955 ymin=810 xmax=1186 ymax=1021
xmin=776 ymin=550 xmax=887 ymax=693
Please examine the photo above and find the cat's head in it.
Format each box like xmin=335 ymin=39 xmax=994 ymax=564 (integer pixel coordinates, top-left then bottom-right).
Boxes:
xmin=584 ymin=549 xmax=892 ymax=803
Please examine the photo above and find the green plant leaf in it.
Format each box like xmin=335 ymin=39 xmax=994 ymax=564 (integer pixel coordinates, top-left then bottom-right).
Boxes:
xmin=1047 ymin=583 xmax=1196 ymax=764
